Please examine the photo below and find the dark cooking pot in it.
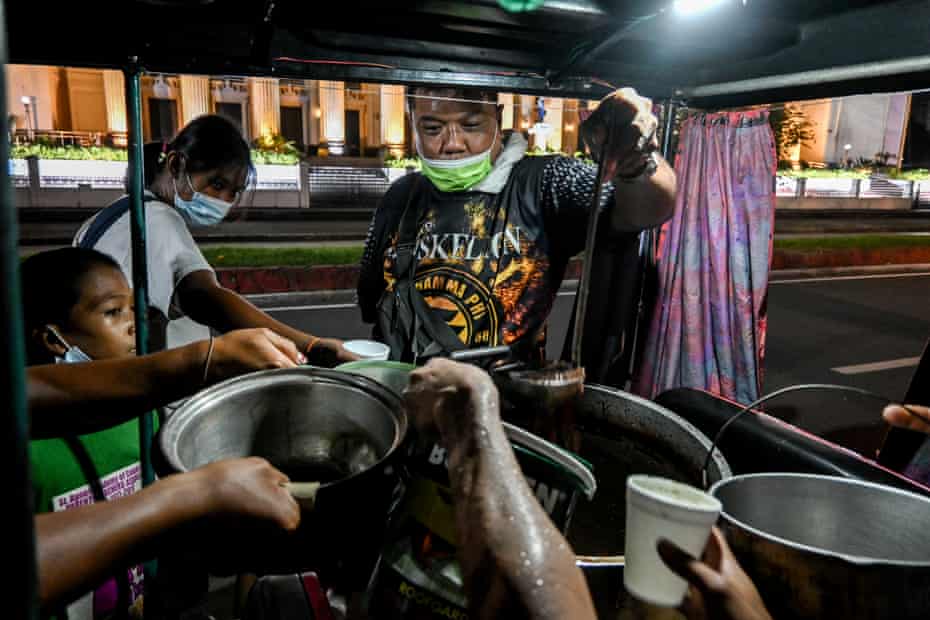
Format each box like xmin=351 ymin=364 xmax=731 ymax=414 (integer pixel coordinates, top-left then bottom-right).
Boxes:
xmin=158 ymin=367 xmax=408 ymax=585
xmin=711 ymin=473 xmax=930 ymax=619
xmin=565 ymin=384 xmax=732 ymax=616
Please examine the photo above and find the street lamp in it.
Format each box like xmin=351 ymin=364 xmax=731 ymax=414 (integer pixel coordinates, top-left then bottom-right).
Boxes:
xmin=20 ymin=96 xmax=34 ymax=141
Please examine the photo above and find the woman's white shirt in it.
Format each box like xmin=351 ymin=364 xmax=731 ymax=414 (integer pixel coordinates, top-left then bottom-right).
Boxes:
xmin=73 ymin=192 xmax=212 ymax=345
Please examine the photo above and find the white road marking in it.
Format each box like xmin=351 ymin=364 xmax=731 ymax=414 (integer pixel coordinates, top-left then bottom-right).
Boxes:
xmin=832 ymin=357 xmax=921 ymax=375
xmin=267 ymin=303 xmax=357 ymax=312
xmin=771 ymin=272 xmax=930 ymax=285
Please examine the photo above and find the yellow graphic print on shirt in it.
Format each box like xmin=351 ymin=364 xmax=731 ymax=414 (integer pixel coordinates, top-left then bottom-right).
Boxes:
xmin=383 ymin=196 xmax=552 ymax=348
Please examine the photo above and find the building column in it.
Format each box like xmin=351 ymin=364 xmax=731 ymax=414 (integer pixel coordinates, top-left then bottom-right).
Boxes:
xmin=563 ymin=99 xmax=580 ymax=154
xmin=380 ymin=84 xmax=405 ymax=157
xmin=498 ymin=93 xmax=514 ymax=131
xmin=179 ymin=75 xmax=210 ymax=125
xmin=308 ymin=80 xmax=321 ymax=146
xmin=248 ymin=77 xmax=280 ymax=140
xmin=544 ymin=97 xmax=565 ymax=152
xmin=519 ymin=94 xmax=534 ymax=132
xmin=8 ymin=65 xmax=57 ymax=136
xmin=102 ymin=70 xmax=127 ymax=144
xmin=319 ymin=80 xmax=345 ymax=155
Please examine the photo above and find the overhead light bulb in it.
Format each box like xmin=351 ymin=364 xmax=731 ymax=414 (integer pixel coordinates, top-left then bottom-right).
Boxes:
xmin=673 ymin=0 xmax=728 ymax=16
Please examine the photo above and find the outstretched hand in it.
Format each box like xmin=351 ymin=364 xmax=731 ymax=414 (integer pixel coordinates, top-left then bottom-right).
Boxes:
xmin=307 ymin=337 xmax=360 ymax=367
xmin=657 ymin=527 xmax=772 ymax=620
xmin=209 ymin=328 xmax=305 ymax=382
xmin=883 ymin=403 xmax=930 ymax=435
xmin=194 ymin=457 xmax=301 ymax=531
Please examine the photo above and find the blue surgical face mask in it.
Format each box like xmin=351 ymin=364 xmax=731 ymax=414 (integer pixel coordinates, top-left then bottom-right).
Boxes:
xmin=173 ymin=174 xmax=234 ymax=227
xmin=48 ymin=326 xmax=93 ymax=364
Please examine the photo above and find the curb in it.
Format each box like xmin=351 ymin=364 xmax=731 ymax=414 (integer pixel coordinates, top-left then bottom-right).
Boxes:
xmin=219 ymin=259 xmax=584 ymax=296
xmin=770 ymin=263 xmax=930 ymax=281
xmin=773 ymin=247 xmax=930 ymax=270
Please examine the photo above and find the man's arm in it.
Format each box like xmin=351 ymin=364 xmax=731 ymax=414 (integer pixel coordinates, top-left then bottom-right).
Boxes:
xmin=36 ymin=457 xmax=299 ymax=610
xmin=581 ymin=87 xmax=677 ymax=233
xmin=610 ymin=154 xmax=676 ymax=231
xmin=406 ymin=360 xmax=596 ymax=619
xmin=28 ymin=328 xmax=302 ymax=438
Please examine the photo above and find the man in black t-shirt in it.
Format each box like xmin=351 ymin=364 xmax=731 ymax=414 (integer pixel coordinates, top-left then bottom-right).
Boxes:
xmin=358 ymin=87 xmax=676 ymax=361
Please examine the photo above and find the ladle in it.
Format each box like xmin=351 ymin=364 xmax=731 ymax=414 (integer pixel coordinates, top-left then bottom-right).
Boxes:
xmin=571 ymin=115 xmax=614 ymax=368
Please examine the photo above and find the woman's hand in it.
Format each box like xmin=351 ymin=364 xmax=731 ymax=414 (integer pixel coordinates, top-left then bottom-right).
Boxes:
xmin=306 ymin=337 xmax=359 ymax=367
xmin=207 ymin=328 xmax=305 ymax=382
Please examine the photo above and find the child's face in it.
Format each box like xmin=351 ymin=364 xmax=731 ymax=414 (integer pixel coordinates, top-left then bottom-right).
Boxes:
xmin=57 ymin=265 xmax=136 ymax=360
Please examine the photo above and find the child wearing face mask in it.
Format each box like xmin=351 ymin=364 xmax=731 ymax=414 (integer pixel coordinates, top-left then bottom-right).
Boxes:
xmin=73 ymin=114 xmax=353 ymax=366
xmin=22 ymin=247 xmax=149 ymax=619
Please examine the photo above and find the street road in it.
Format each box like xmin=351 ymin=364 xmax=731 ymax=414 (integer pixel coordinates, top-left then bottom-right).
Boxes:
xmin=264 ymin=273 xmax=930 ymax=443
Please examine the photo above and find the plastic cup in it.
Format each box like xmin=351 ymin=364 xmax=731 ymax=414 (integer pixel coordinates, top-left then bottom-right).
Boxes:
xmin=343 ymin=339 xmax=391 ymax=361
xmin=624 ymin=475 xmax=722 ymax=607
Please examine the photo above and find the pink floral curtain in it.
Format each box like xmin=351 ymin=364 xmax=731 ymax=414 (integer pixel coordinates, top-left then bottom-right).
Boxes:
xmin=633 ymin=110 xmax=776 ymax=404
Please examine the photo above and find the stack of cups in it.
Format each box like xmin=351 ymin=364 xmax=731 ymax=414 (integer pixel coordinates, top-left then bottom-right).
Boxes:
xmin=624 ymin=475 xmax=722 ymax=607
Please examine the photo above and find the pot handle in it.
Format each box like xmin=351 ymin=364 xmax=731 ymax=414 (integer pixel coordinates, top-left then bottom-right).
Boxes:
xmin=286 ymin=482 xmax=320 ymax=511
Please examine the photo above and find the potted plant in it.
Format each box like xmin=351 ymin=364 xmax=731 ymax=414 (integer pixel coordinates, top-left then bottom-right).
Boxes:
xmin=769 ymin=104 xmax=816 ymax=169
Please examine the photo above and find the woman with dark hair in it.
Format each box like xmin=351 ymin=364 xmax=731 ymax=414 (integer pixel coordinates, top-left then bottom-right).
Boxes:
xmin=74 ymin=114 xmax=353 ymax=365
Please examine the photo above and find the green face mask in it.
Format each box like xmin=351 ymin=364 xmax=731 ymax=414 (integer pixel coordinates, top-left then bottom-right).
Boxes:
xmin=418 ymin=135 xmax=496 ymax=192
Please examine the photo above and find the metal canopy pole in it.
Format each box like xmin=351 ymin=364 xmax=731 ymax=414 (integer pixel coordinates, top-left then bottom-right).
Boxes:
xmin=649 ymin=98 xmax=681 ymax=267
xmin=0 ymin=0 xmax=38 ymax=615
xmin=661 ymin=99 xmax=679 ymax=162
xmin=124 ymin=61 xmax=154 ymax=489
xmin=625 ymin=98 xmax=681 ymax=385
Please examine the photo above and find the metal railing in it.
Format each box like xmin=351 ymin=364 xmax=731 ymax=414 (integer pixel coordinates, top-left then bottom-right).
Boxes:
xmin=10 ymin=159 xmax=301 ymax=191
xmin=306 ymin=165 xmax=392 ymax=208
xmin=776 ymin=175 xmax=921 ymax=203
xmin=11 ymin=129 xmax=124 ymax=147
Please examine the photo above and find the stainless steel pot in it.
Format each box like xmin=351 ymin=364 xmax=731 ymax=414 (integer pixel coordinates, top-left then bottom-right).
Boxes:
xmin=711 ymin=473 xmax=930 ymax=619
xmin=158 ymin=367 xmax=408 ymax=583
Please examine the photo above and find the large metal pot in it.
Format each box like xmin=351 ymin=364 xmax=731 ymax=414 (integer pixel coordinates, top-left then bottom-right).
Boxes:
xmin=158 ymin=367 xmax=408 ymax=584
xmin=711 ymin=473 xmax=930 ymax=619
